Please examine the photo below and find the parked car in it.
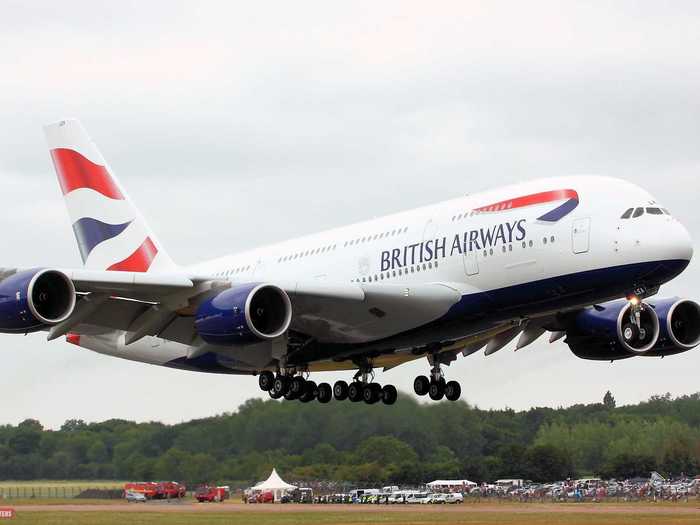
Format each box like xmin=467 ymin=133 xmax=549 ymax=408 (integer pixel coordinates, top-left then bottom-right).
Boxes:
xmin=444 ymin=493 xmax=464 ymax=503
xmin=429 ymin=493 xmax=447 ymax=504
xmin=125 ymin=490 xmax=147 ymax=503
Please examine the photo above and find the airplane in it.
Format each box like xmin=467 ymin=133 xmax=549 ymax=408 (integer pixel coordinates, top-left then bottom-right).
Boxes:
xmin=0 ymin=118 xmax=697 ymax=406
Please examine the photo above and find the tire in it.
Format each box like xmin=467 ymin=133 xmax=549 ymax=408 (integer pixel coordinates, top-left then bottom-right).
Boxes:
xmin=317 ymin=383 xmax=332 ymax=403
xmin=413 ymin=375 xmax=430 ymax=396
xmin=258 ymin=371 xmax=274 ymax=391
xmin=363 ymin=383 xmax=381 ymax=404
xmin=444 ymin=381 xmax=461 ymax=401
xmin=621 ymin=323 xmax=638 ymax=343
xmin=298 ymin=393 xmax=313 ymax=403
xmin=304 ymin=380 xmax=317 ymax=399
xmin=381 ymin=384 xmax=397 ymax=405
xmin=428 ymin=379 xmax=445 ymax=401
xmin=347 ymin=382 xmax=363 ymax=402
xmin=269 ymin=389 xmax=283 ymax=399
xmin=272 ymin=376 xmax=290 ymax=396
xmin=333 ymin=380 xmax=349 ymax=401
xmin=290 ymin=377 xmax=306 ymax=397
xmin=284 ymin=388 xmax=299 ymax=401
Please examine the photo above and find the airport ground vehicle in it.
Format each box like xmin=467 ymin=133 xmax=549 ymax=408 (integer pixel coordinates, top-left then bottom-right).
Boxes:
xmin=444 ymin=493 xmax=464 ymax=503
xmin=124 ymin=490 xmax=147 ymax=503
xmin=4 ymin=119 xmax=698 ymax=406
xmin=123 ymin=482 xmax=158 ymax=499
xmin=195 ymin=486 xmax=230 ymax=503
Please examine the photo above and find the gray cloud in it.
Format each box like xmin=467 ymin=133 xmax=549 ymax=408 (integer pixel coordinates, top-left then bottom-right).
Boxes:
xmin=1 ymin=1 xmax=699 ymax=428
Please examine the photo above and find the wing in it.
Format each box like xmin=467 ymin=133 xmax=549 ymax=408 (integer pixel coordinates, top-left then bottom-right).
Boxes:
xmin=7 ymin=265 xmax=463 ymax=350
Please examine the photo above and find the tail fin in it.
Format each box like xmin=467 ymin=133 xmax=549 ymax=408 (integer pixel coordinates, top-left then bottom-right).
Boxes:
xmin=43 ymin=119 xmax=177 ymax=273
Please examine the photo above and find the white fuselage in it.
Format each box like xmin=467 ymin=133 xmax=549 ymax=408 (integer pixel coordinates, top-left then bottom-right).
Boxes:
xmin=75 ymin=176 xmax=693 ymax=373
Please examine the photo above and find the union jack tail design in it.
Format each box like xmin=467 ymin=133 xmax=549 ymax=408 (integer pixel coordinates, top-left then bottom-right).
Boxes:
xmin=44 ymin=119 xmax=177 ymax=272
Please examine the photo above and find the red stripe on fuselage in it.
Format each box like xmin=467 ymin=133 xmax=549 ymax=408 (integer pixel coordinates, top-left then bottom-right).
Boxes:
xmin=107 ymin=238 xmax=158 ymax=272
xmin=474 ymin=189 xmax=578 ymax=213
xmin=50 ymin=148 xmax=124 ymax=200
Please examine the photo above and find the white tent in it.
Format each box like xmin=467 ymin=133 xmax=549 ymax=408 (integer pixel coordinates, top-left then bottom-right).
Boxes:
xmin=427 ymin=479 xmax=476 ymax=489
xmin=252 ymin=469 xmax=297 ymax=502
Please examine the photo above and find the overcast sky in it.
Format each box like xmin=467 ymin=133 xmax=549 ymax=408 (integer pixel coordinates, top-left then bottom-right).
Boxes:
xmin=1 ymin=1 xmax=699 ymax=429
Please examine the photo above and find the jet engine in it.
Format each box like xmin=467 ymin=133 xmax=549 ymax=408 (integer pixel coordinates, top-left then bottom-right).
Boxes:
xmin=0 ymin=269 xmax=76 ymax=333
xmin=645 ymin=297 xmax=700 ymax=355
xmin=566 ymin=298 xmax=660 ymax=360
xmin=194 ymin=283 xmax=292 ymax=346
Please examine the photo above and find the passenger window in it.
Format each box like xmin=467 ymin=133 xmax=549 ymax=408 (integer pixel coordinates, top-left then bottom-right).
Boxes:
xmin=632 ymin=207 xmax=644 ymax=218
xmin=620 ymin=208 xmax=633 ymax=219
xmin=646 ymin=207 xmax=663 ymax=215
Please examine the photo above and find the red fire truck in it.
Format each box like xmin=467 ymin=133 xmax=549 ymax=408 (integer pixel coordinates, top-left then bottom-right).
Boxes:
xmin=195 ymin=485 xmax=230 ymax=503
xmin=124 ymin=481 xmax=186 ymax=500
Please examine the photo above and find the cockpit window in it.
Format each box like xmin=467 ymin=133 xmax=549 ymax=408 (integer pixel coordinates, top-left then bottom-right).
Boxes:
xmin=620 ymin=208 xmax=634 ymax=219
xmin=632 ymin=207 xmax=644 ymax=218
xmin=646 ymin=207 xmax=663 ymax=215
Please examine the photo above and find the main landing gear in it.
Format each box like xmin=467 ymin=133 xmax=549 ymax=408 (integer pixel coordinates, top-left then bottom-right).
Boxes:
xmin=413 ymin=360 xmax=461 ymax=402
xmin=258 ymin=371 xmax=333 ymax=404
xmin=257 ymin=367 xmax=398 ymax=405
xmin=332 ymin=368 xmax=397 ymax=405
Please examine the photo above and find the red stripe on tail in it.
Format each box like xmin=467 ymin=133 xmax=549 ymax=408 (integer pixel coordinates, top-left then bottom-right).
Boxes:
xmin=50 ymin=148 xmax=124 ymax=200
xmin=107 ymin=238 xmax=158 ymax=272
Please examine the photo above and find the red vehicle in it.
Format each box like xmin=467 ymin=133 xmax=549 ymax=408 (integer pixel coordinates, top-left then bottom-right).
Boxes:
xmin=124 ymin=481 xmax=186 ymax=500
xmin=156 ymin=482 xmax=186 ymax=499
xmin=124 ymin=482 xmax=158 ymax=499
xmin=255 ymin=490 xmax=274 ymax=503
xmin=195 ymin=486 xmax=230 ymax=503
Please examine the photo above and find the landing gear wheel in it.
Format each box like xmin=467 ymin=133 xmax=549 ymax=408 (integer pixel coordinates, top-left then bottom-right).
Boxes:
xmin=414 ymin=375 xmax=430 ymax=396
xmin=621 ymin=323 xmax=639 ymax=343
xmin=363 ymin=383 xmax=381 ymax=404
xmin=444 ymin=381 xmax=461 ymax=401
xmin=289 ymin=377 xmax=306 ymax=398
xmin=317 ymin=383 xmax=332 ymax=403
xmin=258 ymin=371 xmax=274 ymax=391
xmin=348 ymin=382 xmax=363 ymax=403
xmin=381 ymin=385 xmax=398 ymax=405
xmin=284 ymin=388 xmax=299 ymax=401
xmin=333 ymin=380 xmax=349 ymax=401
xmin=269 ymin=389 xmax=283 ymax=399
xmin=272 ymin=376 xmax=290 ymax=397
xmin=428 ymin=379 xmax=445 ymax=401
xmin=299 ymin=380 xmax=316 ymax=403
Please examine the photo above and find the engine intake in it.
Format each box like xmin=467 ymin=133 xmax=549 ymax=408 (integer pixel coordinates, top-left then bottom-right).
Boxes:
xmin=0 ymin=269 xmax=76 ymax=333
xmin=648 ymin=298 xmax=700 ymax=353
xmin=195 ymin=283 xmax=292 ymax=346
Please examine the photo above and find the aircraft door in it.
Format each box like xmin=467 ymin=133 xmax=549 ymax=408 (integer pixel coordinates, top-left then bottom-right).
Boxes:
xmin=572 ymin=218 xmax=591 ymax=254
xmin=463 ymin=250 xmax=479 ymax=276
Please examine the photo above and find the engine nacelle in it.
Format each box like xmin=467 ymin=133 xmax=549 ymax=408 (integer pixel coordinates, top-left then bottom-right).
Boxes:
xmin=0 ymin=269 xmax=76 ymax=333
xmin=567 ymin=299 xmax=660 ymax=360
xmin=194 ymin=283 xmax=292 ymax=346
xmin=645 ymin=297 xmax=700 ymax=355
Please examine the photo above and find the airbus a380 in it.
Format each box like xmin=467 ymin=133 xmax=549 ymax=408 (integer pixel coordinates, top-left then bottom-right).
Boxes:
xmin=1 ymin=119 xmax=697 ymax=405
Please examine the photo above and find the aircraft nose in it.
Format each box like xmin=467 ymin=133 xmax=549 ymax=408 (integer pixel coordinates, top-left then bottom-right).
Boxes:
xmin=669 ymin=220 xmax=693 ymax=262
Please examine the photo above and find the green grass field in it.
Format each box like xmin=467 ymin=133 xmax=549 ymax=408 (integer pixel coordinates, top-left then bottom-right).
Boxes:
xmin=6 ymin=510 xmax=700 ymax=525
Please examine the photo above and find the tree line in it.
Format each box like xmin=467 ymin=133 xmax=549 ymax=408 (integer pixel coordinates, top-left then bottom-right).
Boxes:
xmin=0 ymin=391 xmax=698 ymax=485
